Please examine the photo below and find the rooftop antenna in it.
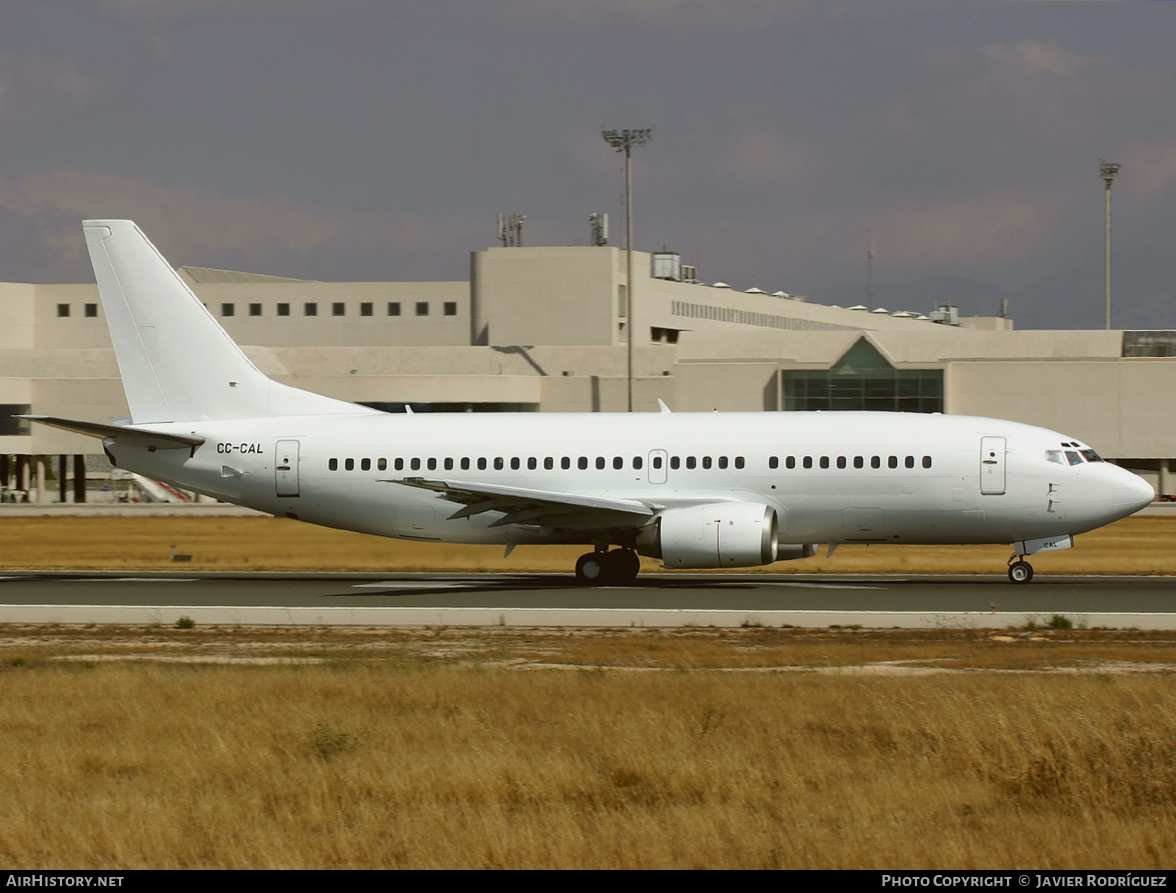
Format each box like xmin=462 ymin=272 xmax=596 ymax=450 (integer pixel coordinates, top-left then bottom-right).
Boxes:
xmin=589 ymin=212 xmax=608 ymax=247
xmin=496 ymin=213 xmax=526 ymax=247
xmin=866 ymin=228 xmax=875 ymax=299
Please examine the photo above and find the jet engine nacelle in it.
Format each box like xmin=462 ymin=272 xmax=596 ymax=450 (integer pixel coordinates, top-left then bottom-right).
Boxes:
xmin=639 ymin=503 xmax=779 ymax=568
xmin=775 ymin=542 xmax=819 ymax=561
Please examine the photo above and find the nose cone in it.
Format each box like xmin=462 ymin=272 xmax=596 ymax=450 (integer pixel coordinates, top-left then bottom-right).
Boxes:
xmin=1111 ymin=468 xmax=1155 ymax=516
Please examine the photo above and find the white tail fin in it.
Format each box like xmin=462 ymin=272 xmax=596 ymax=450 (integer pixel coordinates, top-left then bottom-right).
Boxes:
xmin=84 ymin=220 xmax=369 ymax=423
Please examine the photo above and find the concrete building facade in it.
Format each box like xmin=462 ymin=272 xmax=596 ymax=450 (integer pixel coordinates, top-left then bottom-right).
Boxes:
xmin=1 ymin=244 xmax=1172 ymax=500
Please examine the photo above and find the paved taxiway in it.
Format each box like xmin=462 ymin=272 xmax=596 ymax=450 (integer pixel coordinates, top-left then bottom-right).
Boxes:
xmin=1 ymin=571 xmax=1174 ymax=628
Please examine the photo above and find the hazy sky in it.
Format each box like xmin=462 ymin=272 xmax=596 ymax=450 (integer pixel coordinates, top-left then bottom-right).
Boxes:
xmin=2 ymin=1 xmax=1173 ymax=326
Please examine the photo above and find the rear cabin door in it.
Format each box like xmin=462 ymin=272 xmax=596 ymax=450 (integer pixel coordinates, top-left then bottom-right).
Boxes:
xmin=979 ymin=436 xmax=1006 ymax=496
xmin=276 ymin=440 xmax=300 ymax=497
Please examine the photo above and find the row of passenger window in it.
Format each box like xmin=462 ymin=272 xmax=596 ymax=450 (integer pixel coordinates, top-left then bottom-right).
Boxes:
xmin=220 ymin=301 xmax=458 ymax=318
xmin=326 ymin=453 xmax=931 ymax=473
xmin=657 ymin=456 xmax=746 ymax=470
xmin=327 ymin=455 xmax=748 ymax=472
xmin=769 ymin=455 xmax=933 ymax=469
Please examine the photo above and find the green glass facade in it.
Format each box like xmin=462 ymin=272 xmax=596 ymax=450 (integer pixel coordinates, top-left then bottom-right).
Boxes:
xmin=781 ymin=339 xmax=943 ymax=413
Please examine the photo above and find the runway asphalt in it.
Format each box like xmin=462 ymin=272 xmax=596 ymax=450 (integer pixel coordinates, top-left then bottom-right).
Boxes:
xmin=1 ymin=571 xmax=1174 ymax=629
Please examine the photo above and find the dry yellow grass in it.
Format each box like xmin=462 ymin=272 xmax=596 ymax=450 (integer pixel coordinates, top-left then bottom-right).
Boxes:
xmin=1 ymin=513 xmax=1174 ymax=574
xmin=0 ymin=625 xmax=1174 ymax=869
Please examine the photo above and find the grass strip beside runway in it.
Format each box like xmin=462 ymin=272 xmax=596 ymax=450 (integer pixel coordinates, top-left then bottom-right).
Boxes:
xmin=0 ymin=625 xmax=1173 ymax=869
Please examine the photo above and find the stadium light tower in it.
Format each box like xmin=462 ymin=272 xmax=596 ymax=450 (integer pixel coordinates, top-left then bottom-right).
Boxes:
xmin=1100 ymin=160 xmax=1121 ymax=330
xmin=602 ymin=127 xmax=653 ymax=411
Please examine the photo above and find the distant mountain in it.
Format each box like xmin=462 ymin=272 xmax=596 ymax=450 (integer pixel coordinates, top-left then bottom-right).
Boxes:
xmin=808 ymin=276 xmax=1014 ymax=320
xmin=809 ymin=247 xmax=1175 ymax=330
xmin=1013 ymin=246 xmax=1175 ymax=330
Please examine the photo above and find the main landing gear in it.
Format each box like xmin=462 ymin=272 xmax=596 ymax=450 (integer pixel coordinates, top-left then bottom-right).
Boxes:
xmin=575 ymin=548 xmax=641 ymax=585
xmin=1007 ymin=556 xmax=1034 ymax=584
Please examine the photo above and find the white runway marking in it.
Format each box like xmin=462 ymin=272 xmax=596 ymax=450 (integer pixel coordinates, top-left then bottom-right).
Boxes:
xmin=774 ymin=582 xmax=884 ymax=590
xmin=352 ymin=581 xmax=468 ymax=590
xmin=76 ymin=577 xmax=201 ymax=583
xmin=0 ymin=576 xmax=201 ymax=583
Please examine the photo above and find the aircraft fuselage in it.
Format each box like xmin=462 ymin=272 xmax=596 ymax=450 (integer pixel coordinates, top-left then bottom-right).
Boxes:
xmin=107 ymin=409 xmax=1153 ymax=551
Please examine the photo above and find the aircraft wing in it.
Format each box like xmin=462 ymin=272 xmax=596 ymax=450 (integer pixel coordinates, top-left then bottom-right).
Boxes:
xmin=388 ymin=477 xmax=655 ymax=531
xmin=19 ymin=415 xmax=205 ymax=453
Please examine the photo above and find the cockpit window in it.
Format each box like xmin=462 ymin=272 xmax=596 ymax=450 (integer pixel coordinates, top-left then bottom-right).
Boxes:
xmin=1065 ymin=451 xmax=1083 ymax=466
xmin=1080 ymin=449 xmax=1103 ymax=463
xmin=1045 ymin=450 xmax=1065 ymax=466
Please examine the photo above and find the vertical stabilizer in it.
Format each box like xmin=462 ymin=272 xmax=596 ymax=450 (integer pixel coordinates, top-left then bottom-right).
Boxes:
xmin=83 ymin=220 xmax=367 ymax=423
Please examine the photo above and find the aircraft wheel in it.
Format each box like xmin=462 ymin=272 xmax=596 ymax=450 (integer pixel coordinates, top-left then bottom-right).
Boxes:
xmin=1008 ymin=560 xmax=1034 ymax=584
xmin=608 ymin=549 xmax=641 ymax=584
xmin=575 ymin=552 xmax=607 ymax=584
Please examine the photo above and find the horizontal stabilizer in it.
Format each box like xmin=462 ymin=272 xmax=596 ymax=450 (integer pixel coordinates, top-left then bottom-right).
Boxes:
xmin=19 ymin=415 xmax=205 ymax=452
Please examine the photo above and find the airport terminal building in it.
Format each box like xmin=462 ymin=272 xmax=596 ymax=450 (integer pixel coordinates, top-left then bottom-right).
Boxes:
xmin=1 ymin=240 xmax=1173 ymax=500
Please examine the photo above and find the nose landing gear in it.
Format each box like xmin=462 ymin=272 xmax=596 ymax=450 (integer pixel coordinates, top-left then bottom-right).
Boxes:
xmin=1007 ymin=557 xmax=1034 ymax=584
xmin=575 ymin=548 xmax=641 ymax=585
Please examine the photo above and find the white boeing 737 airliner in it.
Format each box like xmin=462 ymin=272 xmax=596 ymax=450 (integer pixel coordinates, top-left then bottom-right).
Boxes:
xmin=25 ymin=221 xmax=1154 ymax=584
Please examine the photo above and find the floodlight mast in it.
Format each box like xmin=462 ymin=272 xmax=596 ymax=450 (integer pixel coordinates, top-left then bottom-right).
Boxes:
xmin=1100 ymin=160 xmax=1120 ymax=331
xmin=602 ymin=128 xmax=653 ymax=411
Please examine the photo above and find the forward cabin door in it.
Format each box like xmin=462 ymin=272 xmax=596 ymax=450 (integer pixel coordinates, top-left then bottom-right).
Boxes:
xmin=276 ymin=440 xmax=300 ymax=497
xmin=979 ymin=436 xmax=1006 ymax=496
